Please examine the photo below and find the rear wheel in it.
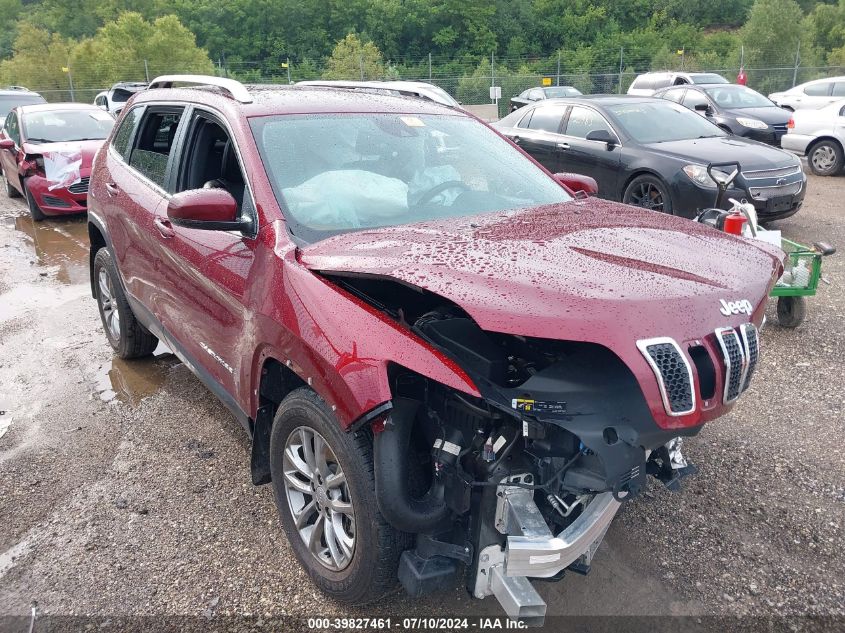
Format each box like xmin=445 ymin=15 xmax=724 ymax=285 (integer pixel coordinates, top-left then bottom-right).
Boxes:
xmin=269 ymin=388 xmax=408 ymax=604
xmin=93 ymin=247 xmax=158 ymax=358
xmin=23 ymin=180 xmax=45 ymax=221
xmin=2 ymin=168 xmax=20 ymax=198
xmin=807 ymin=140 xmax=844 ymax=176
xmin=776 ymin=296 xmax=806 ymax=328
xmin=623 ymin=174 xmax=674 ymax=214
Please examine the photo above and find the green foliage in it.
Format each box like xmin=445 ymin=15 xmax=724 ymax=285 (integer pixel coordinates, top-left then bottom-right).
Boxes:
xmin=0 ymin=23 xmax=74 ymax=98
xmin=323 ymin=34 xmax=385 ymax=80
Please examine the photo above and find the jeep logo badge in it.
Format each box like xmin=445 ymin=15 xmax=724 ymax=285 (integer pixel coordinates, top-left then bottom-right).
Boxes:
xmin=719 ymin=299 xmax=753 ymax=316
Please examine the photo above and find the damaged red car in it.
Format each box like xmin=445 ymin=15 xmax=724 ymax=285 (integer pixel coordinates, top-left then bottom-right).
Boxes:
xmin=87 ymin=76 xmax=783 ymax=625
xmin=0 ymin=103 xmax=114 ymax=221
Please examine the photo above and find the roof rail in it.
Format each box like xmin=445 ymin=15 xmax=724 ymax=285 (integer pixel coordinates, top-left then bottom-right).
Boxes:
xmin=147 ymin=75 xmax=252 ymax=104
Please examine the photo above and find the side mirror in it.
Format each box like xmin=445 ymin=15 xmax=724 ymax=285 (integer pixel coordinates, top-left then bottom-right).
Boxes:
xmin=167 ymin=188 xmax=251 ymax=232
xmin=585 ymin=129 xmax=617 ymax=147
xmin=0 ymin=138 xmax=15 ymax=150
xmin=555 ymin=172 xmax=599 ymax=196
xmin=694 ymin=102 xmax=711 ymax=114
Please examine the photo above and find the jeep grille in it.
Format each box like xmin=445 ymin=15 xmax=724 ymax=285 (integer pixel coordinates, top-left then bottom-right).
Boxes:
xmin=636 ymin=338 xmax=695 ymax=416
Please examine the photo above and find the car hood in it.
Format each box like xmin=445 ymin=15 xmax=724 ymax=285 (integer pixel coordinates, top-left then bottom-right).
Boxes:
xmin=21 ymin=139 xmax=105 ymax=170
xmin=642 ymin=135 xmax=795 ymax=168
xmin=722 ymin=106 xmax=791 ymax=125
xmin=299 ymin=198 xmax=783 ymax=346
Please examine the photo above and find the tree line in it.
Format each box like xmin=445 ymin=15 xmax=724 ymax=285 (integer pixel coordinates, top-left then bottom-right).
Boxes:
xmin=0 ymin=0 xmax=843 ymax=101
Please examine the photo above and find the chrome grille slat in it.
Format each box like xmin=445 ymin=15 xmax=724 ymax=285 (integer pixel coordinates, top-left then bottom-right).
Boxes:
xmin=739 ymin=324 xmax=759 ymax=393
xmin=636 ymin=338 xmax=696 ymax=416
xmin=715 ymin=327 xmax=747 ymax=403
xmin=743 ymin=165 xmax=802 ymax=179
xmin=750 ymin=180 xmax=803 ymax=198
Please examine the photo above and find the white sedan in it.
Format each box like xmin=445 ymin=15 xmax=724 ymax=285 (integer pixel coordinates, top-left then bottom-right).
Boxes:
xmin=781 ymin=99 xmax=845 ymax=176
xmin=769 ymin=76 xmax=845 ymax=111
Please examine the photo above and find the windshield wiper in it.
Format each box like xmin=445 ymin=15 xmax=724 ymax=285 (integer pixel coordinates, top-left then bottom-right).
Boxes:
xmin=70 ymin=137 xmax=105 ymax=141
xmin=25 ymin=137 xmax=54 ymax=143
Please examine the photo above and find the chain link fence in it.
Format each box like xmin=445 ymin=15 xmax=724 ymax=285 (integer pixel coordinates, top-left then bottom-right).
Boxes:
xmin=15 ymin=47 xmax=845 ymax=119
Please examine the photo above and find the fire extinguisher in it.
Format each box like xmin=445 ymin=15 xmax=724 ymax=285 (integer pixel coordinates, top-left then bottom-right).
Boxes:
xmin=737 ymin=67 xmax=747 ymax=86
xmin=722 ymin=208 xmax=747 ymax=235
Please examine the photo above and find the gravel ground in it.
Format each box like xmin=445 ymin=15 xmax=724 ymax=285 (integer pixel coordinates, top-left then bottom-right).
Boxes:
xmin=0 ymin=173 xmax=842 ymax=632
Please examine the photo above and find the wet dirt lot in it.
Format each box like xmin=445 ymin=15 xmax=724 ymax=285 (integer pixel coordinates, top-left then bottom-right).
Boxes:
xmin=0 ymin=175 xmax=842 ymax=631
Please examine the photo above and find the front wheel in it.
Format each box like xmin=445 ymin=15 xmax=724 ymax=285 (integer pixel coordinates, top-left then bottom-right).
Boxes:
xmin=23 ymin=180 xmax=46 ymax=221
xmin=93 ymin=247 xmax=158 ymax=358
xmin=269 ymin=388 xmax=409 ymax=604
xmin=776 ymin=296 xmax=807 ymax=328
xmin=623 ymin=174 xmax=674 ymax=214
xmin=807 ymin=140 xmax=844 ymax=176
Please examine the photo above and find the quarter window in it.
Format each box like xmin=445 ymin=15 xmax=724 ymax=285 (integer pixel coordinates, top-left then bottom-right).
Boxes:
xmin=128 ymin=109 xmax=184 ymax=188
xmin=4 ymin=112 xmax=19 ymax=145
xmin=565 ymin=106 xmax=613 ymax=139
xmin=662 ymin=88 xmax=686 ymax=103
xmin=111 ymin=107 xmax=141 ymax=161
xmin=832 ymin=82 xmax=845 ymax=97
xmin=526 ymin=105 xmax=566 ymax=133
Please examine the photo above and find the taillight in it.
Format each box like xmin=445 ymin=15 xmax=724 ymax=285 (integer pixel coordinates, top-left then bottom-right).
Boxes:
xmin=787 ymin=118 xmax=795 ymax=129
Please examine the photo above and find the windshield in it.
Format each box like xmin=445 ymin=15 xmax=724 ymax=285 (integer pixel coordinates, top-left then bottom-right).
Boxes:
xmin=0 ymin=95 xmax=46 ymax=119
xmin=691 ymin=74 xmax=728 ymax=84
xmin=703 ymin=85 xmax=773 ymax=109
xmin=251 ymin=113 xmax=572 ymax=243
xmin=23 ymin=109 xmax=114 ymax=143
xmin=544 ymin=87 xmax=582 ymax=97
xmin=607 ymin=101 xmax=726 ymax=143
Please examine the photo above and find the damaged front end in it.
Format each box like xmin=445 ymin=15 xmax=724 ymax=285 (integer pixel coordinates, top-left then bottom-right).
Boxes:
xmin=324 ymin=274 xmax=729 ymax=625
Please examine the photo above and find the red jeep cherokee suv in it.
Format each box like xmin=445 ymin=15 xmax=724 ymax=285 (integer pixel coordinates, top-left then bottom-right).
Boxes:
xmin=88 ymin=75 xmax=782 ymax=623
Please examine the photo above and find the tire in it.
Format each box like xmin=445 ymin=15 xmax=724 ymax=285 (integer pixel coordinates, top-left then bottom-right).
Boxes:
xmin=623 ymin=174 xmax=674 ymax=214
xmin=269 ymin=388 xmax=409 ymax=605
xmin=2 ymin=168 xmax=20 ymax=198
xmin=776 ymin=296 xmax=806 ymax=328
xmin=93 ymin=247 xmax=158 ymax=359
xmin=23 ymin=180 xmax=46 ymax=221
xmin=807 ymin=139 xmax=844 ymax=176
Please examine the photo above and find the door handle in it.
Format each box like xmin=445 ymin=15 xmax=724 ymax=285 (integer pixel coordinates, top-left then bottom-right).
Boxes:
xmin=512 ymin=136 xmax=521 ymax=144
xmin=104 ymin=182 xmax=119 ymax=196
xmin=154 ymin=216 xmax=175 ymax=238
xmin=557 ymin=142 xmax=570 ymax=150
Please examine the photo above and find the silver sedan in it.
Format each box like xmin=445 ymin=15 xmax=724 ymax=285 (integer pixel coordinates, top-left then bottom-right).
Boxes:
xmin=781 ymin=98 xmax=845 ymax=176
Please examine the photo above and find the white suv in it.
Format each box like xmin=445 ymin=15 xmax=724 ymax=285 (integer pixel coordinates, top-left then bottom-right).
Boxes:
xmin=769 ymin=76 xmax=845 ymax=111
xmin=93 ymin=81 xmax=148 ymax=116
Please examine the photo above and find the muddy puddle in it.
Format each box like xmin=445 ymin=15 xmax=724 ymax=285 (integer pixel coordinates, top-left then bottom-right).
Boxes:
xmin=7 ymin=213 xmax=90 ymax=285
xmin=92 ymin=342 xmax=181 ymax=405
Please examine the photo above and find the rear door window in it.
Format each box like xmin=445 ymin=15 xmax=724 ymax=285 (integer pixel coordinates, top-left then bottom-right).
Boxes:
xmin=832 ymin=82 xmax=845 ymax=97
xmin=128 ymin=108 xmax=185 ymax=188
xmin=661 ymin=87 xmax=686 ymax=103
xmin=5 ymin=112 xmax=20 ymax=145
xmin=526 ymin=105 xmax=566 ymax=133
xmin=111 ymin=107 xmax=142 ymax=161
xmin=804 ymin=82 xmax=831 ymax=96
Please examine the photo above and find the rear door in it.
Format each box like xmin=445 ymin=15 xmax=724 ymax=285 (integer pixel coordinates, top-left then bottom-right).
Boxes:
xmin=96 ymin=105 xmax=185 ymax=313
xmin=152 ymin=107 xmax=259 ymax=397
xmin=0 ymin=111 xmax=22 ymax=191
xmin=801 ymin=81 xmax=834 ymax=109
xmin=556 ymin=105 xmax=621 ymax=196
xmin=509 ymin=104 xmax=568 ymax=172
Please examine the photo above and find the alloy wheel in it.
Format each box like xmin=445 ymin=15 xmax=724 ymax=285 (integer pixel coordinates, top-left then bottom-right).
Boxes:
xmin=282 ymin=426 xmax=355 ymax=571
xmin=97 ymin=267 xmax=121 ymax=340
xmin=811 ymin=145 xmax=836 ymax=173
xmin=629 ymin=181 xmax=666 ymax=212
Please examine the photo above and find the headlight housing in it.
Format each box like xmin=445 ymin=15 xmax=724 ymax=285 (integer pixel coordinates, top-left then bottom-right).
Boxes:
xmin=736 ymin=117 xmax=768 ymax=130
xmin=682 ymin=164 xmax=731 ymax=188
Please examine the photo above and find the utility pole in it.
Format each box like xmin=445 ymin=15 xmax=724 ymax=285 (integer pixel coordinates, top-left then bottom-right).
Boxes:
xmin=143 ymin=59 xmax=150 ymax=82
xmin=429 ymin=53 xmax=432 ymax=81
xmin=618 ymin=47 xmax=624 ymax=94
xmin=360 ymin=53 xmax=364 ymax=80
xmin=556 ymin=51 xmax=561 ymax=86
xmin=62 ymin=61 xmax=75 ymax=102
xmin=792 ymin=41 xmax=800 ymax=87
xmin=287 ymin=57 xmax=292 ymax=84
